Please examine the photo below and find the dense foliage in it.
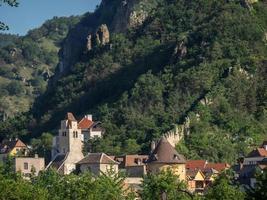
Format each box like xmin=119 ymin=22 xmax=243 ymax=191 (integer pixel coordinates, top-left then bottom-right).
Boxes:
xmin=0 ymin=15 xmax=80 ymax=119
xmin=4 ymin=158 xmax=267 ymax=200
xmin=0 ymin=0 xmax=267 ymax=164
xmin=0 ymin=162 xmax=135 ymax=200
xmin=142 ymin=170 xmax=192 ymax=200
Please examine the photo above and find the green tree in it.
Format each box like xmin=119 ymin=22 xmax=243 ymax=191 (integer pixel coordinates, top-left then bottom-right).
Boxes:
xmin=246 ymin=169 xmax=267 ymax=200
xmin=123 ymin=139 xmax=141 ymax=154
xmin=6 ymin=81 xmax=24 ymax=96
xmin=31 ymin=132 xmax=53 ymax=162
xmin=142 ymin=169 xmax=192 ymax=200
xmin=205 ymin=173 xmax=245 ymax=200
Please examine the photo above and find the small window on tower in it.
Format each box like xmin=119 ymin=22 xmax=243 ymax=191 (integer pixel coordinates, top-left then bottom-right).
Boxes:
xmin=73 ymin=131 xmax=75 ymax=138
xmin=75 ymin=132 xmax=78 ymax=138
xmin=24 ymin=162 xmax=28 ymax=170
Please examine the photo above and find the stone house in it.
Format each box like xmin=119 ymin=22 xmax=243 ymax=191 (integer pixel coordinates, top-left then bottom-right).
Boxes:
xmin=146 ymin=137 xmax=186 ymax=181
xmin=77 ymin=153 xmax=119 ymax=175
xmin=14 ymin=155 xmax=45 ymax=179
xmin=78 ymin=114 xmax=104 ymax=141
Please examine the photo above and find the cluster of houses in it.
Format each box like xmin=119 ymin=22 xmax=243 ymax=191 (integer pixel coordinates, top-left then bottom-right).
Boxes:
xmin=0 ymin=112 xmax=266 ymax=195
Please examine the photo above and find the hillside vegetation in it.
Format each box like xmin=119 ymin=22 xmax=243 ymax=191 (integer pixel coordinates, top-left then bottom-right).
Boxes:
xmin=0 ymin=16 xmax=80 ymax=119
xmin=1 ymin=0 xmax=267 ymax=163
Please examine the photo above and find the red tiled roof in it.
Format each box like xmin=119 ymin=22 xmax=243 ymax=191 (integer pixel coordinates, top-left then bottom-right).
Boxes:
xmin=206 ymin=163 xmax=230 ymax=172
xmin=78 ymin=118 xmax=94 ymax=129
xmin=186 ymin=160 xmax=207 ymax=170
xmin=186 ymin=160 xmax=229 ymax=172
xmin=114 ymin=155 xmax=148 ymax=167
xmin=125 ymin=155 xmax=148 ymax=167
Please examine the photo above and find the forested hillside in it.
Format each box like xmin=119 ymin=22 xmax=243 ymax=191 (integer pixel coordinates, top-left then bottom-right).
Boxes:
xmin=1 ymin=0 xmax=267 ymax=163
xmin=0 ymin=16 xmax=80 ymax=119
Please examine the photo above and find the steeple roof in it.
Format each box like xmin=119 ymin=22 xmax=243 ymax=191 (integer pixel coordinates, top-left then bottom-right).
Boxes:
xmin=147 ymin=137 xmax=186 ymax=164
xmin=66 ymin=112 xmax=76 ymax=121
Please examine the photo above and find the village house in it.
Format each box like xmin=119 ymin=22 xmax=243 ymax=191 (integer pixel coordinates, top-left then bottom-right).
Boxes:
xmin=0 ymin=139 xmax=45 ymax=178
xmin=233 ymin=140 xmax=267 ymax=188
xmin=114 ymin=154 xmax=148 ymax=177
xmin=186 ymin=160 xmax=230 ymax=193
xmin=146 ymin=137 xmax=186 ymax=181
xmin=187 ymin=169 xmax=206 ymax=194
xmin=77 ymin=152 xmax=119 ymax=175
xmin=78 ymin=114 xmax=104 ymax=141
xmin=0 ymin=139 xmax=28 ymax=162
xmin=14 ymin=154 xmax=45 ymax=179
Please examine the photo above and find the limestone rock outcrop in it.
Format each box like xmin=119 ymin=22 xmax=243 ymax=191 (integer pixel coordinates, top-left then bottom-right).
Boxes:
xmin=86 ymin=24 xmax=110 ymax=51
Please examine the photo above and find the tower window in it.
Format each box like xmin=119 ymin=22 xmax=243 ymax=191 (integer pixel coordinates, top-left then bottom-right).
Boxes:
xmin=24 ymin=162 xmax=28 ymax=170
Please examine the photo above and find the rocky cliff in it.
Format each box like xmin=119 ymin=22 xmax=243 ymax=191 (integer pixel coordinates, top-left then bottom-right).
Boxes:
xmin=56 ymin=0 xmax=159 ymax=79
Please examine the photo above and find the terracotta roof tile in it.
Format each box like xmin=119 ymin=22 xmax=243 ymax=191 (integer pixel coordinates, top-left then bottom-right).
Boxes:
xmin=186 ymin=160 xmax=207 ymax=170
xmin=205 ymin=163 xmax=229 ymax=172
xmin=114 ymin=155 xmax=148 ymax=167
xmin=78 ymin=118 xmax=94 ymax=129
xmin=186 ymin=160 xmax=229 ymax=172
xmin=147 ymin=137 xmax=186 ymax=164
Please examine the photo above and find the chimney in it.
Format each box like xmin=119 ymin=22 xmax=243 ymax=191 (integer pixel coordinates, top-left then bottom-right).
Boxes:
xmin=85 ymin=114 xmax=93 ymax=121
xmin=263 ymin=145 xmax=267 ymax=151
xmin=151 ymin=141 xmax=156 ymax=152
xmin=34 ymin=154 xmax=38 ymax=158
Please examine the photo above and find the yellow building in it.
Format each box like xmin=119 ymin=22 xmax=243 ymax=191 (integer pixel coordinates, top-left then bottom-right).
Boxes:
xmin=146 ymin=137 xmax=186 ymax=181
xmin=0 ymin=139 xmax=28 ymax=162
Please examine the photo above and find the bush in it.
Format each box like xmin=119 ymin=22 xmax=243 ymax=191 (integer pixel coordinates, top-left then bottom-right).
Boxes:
xmin=6 ymin=81 xmax=24 ymax=96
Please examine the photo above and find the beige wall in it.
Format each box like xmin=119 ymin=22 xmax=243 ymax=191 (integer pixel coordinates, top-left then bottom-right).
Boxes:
xmin=15 ymin=157 xmax=45 ymax=178
xmin=147 ymin=163 xmax=186 ymax=181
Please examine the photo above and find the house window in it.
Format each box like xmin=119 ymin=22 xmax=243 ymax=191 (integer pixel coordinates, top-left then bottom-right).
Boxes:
xmin=24 ymin=162 xmax=28 ymax=170
xmin=196 ymin=181 xmax=204 ymax=189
